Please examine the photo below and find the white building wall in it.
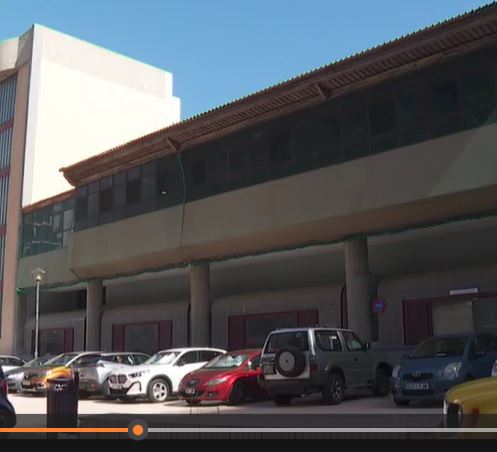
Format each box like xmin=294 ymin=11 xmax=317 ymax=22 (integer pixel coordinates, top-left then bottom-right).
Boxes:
xmin=22 ymin=24 xmax=180 ymax=205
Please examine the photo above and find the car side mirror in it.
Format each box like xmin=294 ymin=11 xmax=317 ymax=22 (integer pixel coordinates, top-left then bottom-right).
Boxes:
xmin=363 ymin=342 xmax=371 ymax=351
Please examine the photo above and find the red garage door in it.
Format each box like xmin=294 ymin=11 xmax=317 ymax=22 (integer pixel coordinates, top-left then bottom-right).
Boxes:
xmin=228 ymin=309 xmax=318 ymax=350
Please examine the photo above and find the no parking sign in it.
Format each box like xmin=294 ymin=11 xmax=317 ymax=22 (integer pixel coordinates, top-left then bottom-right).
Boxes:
xmin=371 ymin=298 xmax=386 ymax=315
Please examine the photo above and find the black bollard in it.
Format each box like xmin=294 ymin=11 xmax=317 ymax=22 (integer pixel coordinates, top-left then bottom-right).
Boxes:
xmin=46 ymin=371 xmax=79 ymax=439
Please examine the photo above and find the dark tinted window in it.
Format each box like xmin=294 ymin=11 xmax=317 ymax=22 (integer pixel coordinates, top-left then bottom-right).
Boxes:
xmin=410 ymin=337 xmax=468 ymax=358
xmin=370 ymin=99 xmax=396 ymax=135
xmin=431 ymin=80 xmax=459 ymax=114
xmin=269 ymin=132 xmax=291 ymax=164
xmin=99 ymin=188 xmax=113 ymax=213
xmin=177 ymin=351 xmax=198 ymax=365
xmin=191 ymin=160 xmax=207 ymax=185
xmin=341 ymin=331 xmax=364 ymax=351
xmin=126 ymin=179 xmax=141 ymax=205
xmin=315 ymin=330 xmax=342 ymax=351
xmin=199 ymin=350 xmax=222 ymax=362
xmin=266 ymin=331 xmax=309 ymax=353
xmin=133 ymin=354 xmax=150 ymax=365
xmin=474 ymin=334 xmax=497 ymax=356
xmin=228 ymin=149 xmax=246 ymax=174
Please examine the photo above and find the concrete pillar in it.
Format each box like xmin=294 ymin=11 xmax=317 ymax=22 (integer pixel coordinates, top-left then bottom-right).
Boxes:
xmin=190 ymin=263 xmax=210 ymax=346
xmin=86 ymin=280 xmax=104 ymax=350
xmin=344 ymin=239 xmax=372 ymax=341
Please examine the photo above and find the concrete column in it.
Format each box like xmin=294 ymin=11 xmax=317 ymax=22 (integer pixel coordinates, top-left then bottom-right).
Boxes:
xmin=344 ymin=239 xmax=372 ymax=341
xmin=86 ymin=280 xmax=104 ymax=350
xmin=190 ymin=263 xmax=210 ymax=346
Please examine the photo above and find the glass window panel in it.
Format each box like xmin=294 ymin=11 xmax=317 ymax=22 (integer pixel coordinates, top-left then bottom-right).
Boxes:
xmin=75 ymin=197 xmax=87 ymax=222
xmin=88 ymin=181 xmax=99 ymax=194
xmin=52 ymin=213 xmax=62 ymax=233
xmin=269 ymin=132 xmax=291 ymax=164
xmin=113 ymin=184 xmax=126 ymax=208
xmin=63 ymin=208 xmax=74 ymax=231
xmin=113 ymin=172 xmax=125 ymax=185
xmin=156 ymin=171 xmax=169 ymax=196
xmin=369 ymin=99 xmax=396 ymax=136
xmin=53 ymin=202 xmax=63 ymax=213
xmin=100 ymin=176 xmax=113 ymax=190
xmin=191 ymin=159 xmax=207 ymax=185
xmin=228 ymin=148 xmax=247 ymax=174
xmin=87 ymin=192 xmax=99 ymax=216
xmin=99 ymin=188 xmax=113 ymax=213
xmin=142 ymin=174 xmax=156 ymax=200
xmin=126 ymin=179 xmax=141 ymax=205
xmin=342 ymin=110 xmax=368 ymax=143
xmin=127 ymin=167 xmax=141 ymax=181
xmin=473 ymin=298 xmax=497 ymax=330
xmin=431 ymin=80 xmax=459 ymax=114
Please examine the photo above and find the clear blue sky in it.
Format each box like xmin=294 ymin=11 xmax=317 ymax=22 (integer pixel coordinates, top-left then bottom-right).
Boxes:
xmin=0 ymin=0 xmax=493 ymax=119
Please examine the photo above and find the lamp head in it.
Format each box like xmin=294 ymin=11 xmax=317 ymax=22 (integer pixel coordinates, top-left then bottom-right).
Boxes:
xmin=30 ymin=268 xmax=46 ymax=283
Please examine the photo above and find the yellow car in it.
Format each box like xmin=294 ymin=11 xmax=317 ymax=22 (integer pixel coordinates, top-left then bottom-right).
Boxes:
xmin=443 ymin=377 xmax=497 ymax=432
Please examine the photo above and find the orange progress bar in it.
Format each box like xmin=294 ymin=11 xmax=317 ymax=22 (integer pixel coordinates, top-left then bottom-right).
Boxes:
xmin=0 ymin=428 xmax=128 ymax=433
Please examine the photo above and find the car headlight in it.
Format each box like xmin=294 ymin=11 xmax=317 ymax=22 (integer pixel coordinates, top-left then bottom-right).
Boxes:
xmin=392 ymin=365 xmax=401 ymax=379
xmin=492 ymin=360 xmax=497 ymax=377
xmin=205 ymin=376 xmax=229 ymax=386
xmin=129 ymin=370 xmax=149 ymax=378
xmin=442 ymin=362 xmax=462 ymax=380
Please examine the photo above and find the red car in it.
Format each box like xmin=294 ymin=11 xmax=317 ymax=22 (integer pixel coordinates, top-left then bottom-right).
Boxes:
xmin=178 ymin=349 xmax=266 ymax=405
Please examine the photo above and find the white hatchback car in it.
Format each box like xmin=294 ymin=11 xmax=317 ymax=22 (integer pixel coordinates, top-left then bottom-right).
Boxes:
xmin=107 ymin=347 xmax=225 ymax=402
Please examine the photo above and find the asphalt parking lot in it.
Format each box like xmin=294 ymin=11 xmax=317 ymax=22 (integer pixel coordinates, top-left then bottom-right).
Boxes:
xmin=10 ymin=389 xmax=441 ymax=420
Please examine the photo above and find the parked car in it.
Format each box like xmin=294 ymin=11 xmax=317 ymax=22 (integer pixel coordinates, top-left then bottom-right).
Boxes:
xmin=5 ymin=355 xmax=53 ymax=393
xmin=178 ymin=349 xmax=266 ymax=405
xmin=391 ymin=331 xmax=497 ymax=406
xmin=0 ymin=355 xmax=25 ymax=373
xmin=107 ymin=347 xmax=225 ymax=403
xmin=0 ymin=364 xmax=16 ymax=436
xmin=76 ymin=352 xmax=150 ymax=398
xmin=492 ymin=358 xmax=497 ymax=377
xmin=20 ymin=351 xmax=103 ymax=394
xmin=259 ymin=327 xmax=392 ymax=406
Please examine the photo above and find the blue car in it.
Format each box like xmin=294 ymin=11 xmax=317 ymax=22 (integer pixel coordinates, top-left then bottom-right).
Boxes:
xmin=391 ymin=331 xmax=497 ymax=406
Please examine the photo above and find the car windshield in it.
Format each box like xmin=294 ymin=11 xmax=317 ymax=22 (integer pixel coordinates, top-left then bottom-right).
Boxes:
xmin=145 ymin=351 xmax=180 ymax=365
xmin=24 ymin=357 xmax=51 ymax=367
xmin=266 ymin=331 xmax=309 ymax=353
xmin=409 ymin=337 xmax=468 ymax=358
xmin=205 ymin=353 xmax=250 ymax=369
xmin=45 ymin=353 xmax=79 ymax=366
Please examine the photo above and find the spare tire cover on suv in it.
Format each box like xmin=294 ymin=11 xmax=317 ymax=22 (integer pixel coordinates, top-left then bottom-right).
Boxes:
xmin=274 ymin=346 xmax=306 ymax=377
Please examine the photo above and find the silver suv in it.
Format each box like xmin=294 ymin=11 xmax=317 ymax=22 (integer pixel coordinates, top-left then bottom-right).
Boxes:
xmin=259 ymin=327 xmax=392 ymax=405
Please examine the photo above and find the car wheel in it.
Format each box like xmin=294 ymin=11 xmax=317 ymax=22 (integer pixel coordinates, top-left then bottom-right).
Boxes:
xmin=373 ymin=368 xmax=390 ymax=397
xmin=393 ymin=398 xmax=409 ymax=407
xmin=185 ymin=399 xmax=201 ymax=406
xmin=148 ymin=378 xmax=169 ymax=403
xmin=322 ymin=372 xmax=344 ymax=405
xmin=0 ymin=410 xmax=15 ymax=438
xmin=228 ymin=380 xmax=246 ymax=405
xmin=272 ymin=394 xmax=292 ymax=406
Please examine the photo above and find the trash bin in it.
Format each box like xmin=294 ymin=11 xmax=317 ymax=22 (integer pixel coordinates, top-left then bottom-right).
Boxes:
xmin=46 ymin=371 xmax=79 ymax=439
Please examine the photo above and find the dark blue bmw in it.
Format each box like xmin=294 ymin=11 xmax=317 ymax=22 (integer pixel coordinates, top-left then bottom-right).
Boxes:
xmin=391 ymin=331 xmax=497 ymax=406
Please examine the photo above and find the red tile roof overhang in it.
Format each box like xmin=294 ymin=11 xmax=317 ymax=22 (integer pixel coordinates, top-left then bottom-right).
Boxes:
xmin=61 ymin=3 xmax=497 ymax=187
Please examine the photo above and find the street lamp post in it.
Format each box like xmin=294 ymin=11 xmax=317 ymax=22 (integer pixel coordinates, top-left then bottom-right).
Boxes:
xmin=30 ymin=268 xmax=46 ymax=359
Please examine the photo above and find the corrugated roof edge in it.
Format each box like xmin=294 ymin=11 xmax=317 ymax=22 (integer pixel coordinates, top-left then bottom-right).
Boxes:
xmin=60 ymin=1 xmax=497 ymax=182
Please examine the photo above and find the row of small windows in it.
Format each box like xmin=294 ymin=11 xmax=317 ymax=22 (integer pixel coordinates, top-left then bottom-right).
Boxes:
xmin=20 ymin=46 xmax=497 ymax=254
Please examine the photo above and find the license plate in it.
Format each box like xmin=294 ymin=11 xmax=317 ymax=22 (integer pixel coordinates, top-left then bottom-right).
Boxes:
xmin=263 ymin=364 xmax=275 ymax=375
xmin=405 ymin=382 xmax=430 ymax=390
xmin=185 ymin=388 xmax=195 ymax=395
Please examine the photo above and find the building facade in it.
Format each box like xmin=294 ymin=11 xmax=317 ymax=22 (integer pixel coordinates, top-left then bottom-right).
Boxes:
xmin=12 ymin=5 xmax=497 ymax=356
xmin=0 ymin=25 xmax=180 ymax=353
